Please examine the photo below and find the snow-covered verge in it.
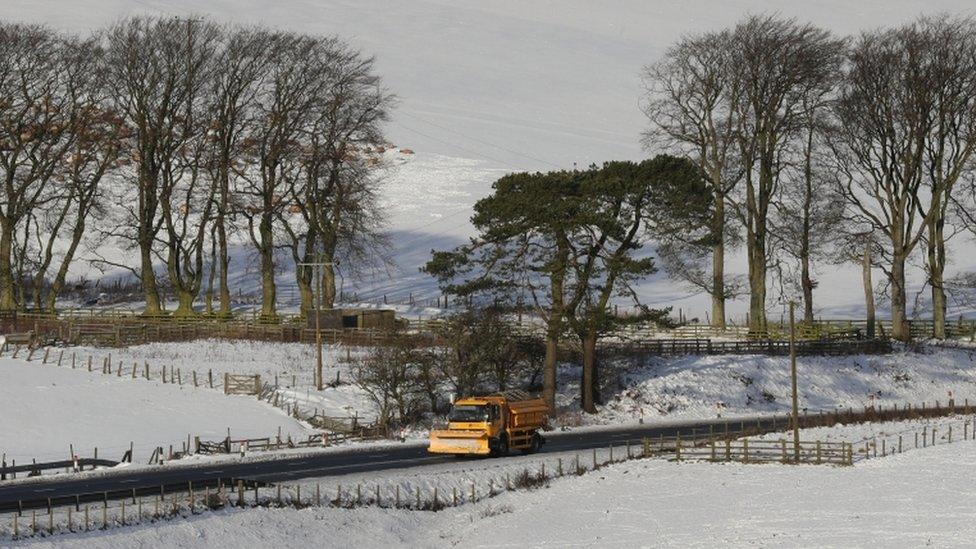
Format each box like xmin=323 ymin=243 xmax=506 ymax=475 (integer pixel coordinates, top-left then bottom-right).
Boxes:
xmin=0 ymin=357 xmax=312 ymax=464
xmin=565 ymin=345 xmax=976 ymax=425
xmin=14 ymin=425 xmax=976 ymax=548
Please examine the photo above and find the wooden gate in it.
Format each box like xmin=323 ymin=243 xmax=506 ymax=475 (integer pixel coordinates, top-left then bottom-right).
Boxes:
xmin=224 ymin=373 xmax=262 ymax=395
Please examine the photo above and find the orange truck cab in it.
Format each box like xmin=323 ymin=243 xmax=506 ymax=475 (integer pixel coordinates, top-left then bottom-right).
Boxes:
xmin=427 ymin=390 xmax=549 ymax=456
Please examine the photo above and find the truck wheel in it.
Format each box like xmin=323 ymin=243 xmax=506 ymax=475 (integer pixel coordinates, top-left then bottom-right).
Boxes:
xmin=494 ymin=435 xmax=509 ymax=457
xmin=523 ymin=433 xmax=541 ymax=455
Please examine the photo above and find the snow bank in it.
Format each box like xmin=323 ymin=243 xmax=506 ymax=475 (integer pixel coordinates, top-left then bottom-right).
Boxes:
xmin=568 ymin=346 xmax=976 ymax=424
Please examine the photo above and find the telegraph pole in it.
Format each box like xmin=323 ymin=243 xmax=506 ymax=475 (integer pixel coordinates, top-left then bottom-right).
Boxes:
xmin=298 ymin=258 xmax=332 ymax=391
xmin=789 ymin=301 xmax=800 ymax=462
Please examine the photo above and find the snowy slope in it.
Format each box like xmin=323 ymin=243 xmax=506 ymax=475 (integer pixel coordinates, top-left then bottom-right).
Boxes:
xmin=3 ymin=1 xmax=976 ymax=320
xmin=573 ymin=346 xmax=976 ymax=423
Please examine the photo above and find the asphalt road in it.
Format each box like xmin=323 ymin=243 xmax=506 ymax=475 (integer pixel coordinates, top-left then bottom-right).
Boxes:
xmin=0 ymin=413 xmax=794 ymax=512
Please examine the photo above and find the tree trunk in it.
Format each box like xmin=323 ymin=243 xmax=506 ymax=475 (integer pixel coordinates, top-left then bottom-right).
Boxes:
xmin=863 ymin=242 xmax=875 ymax=339
xmin=543 ymin=333 xmax=558 ymax=410
xmin=746 ymin=237 xmax=767 ymax=334
xmin=296 ymin=267 xmax=313 ymax=317
xmin=46 ymin=213 xmax=89 ymax=314
xmin=165 ymin=251 xmax=201 ymax=318
xmin=259 ymin=211 xmax=277 ymax=321
xmin=890 ymin=251 xmax=909 ymax=342
xmin=801 ymin=251 xmax=814 ymax=324
xmin=216 ymin=173 xmax=232 ymax=318
xmin=800 ymin=122 xmax=815 ymax=324
xmin=580 ymin=329 xmax=598 ymax=414
xmin=173 ymin=289 xmax=196 ymax=317
xmin=744 ymin=170 xmax=768 ymax=335
xmin=928 ymin=210 xmax=947 ymax=340
xmin=322 ymin=262 xmax=337 ymax=308
xmin=139 ymin=236 xmax=163 ymax=316
xmin=0 ymin=221 xmax=16 ymax=310
xmin=711 ymin=193 xmax=726 ymax=328
xmin=543 ymin=243 xmax=568 ymax=410
xmin=205 ymin=232 xmax=217 ymax=315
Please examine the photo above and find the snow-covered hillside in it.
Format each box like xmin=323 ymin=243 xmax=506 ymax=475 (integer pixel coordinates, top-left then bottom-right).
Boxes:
xmin=3 ymin=1 xmax=976 ymax=320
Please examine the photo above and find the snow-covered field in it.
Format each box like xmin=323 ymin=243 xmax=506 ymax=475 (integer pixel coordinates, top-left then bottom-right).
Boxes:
xmin=70 ymin=339 xmax=377 ymax=421
xmin=0 ymin=356 xmax=312 ymax=464
xmin=16 ymin=422 xmax=976 ymax=548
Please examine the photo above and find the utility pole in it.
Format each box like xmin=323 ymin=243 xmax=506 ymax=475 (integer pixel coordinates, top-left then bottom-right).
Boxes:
xmin=789 ymin=301 xmax=800 ymax=463
xmin=298 ymin=258 xmax=332 ymax=391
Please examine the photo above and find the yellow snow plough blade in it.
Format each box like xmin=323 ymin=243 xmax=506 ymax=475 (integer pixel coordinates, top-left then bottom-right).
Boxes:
xmin=427 ymin=429 xmax=490 ymax=455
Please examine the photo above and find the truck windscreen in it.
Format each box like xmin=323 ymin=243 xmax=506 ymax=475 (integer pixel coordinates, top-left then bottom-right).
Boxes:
xmin=448 ymin=405 xmax=489 ymax=422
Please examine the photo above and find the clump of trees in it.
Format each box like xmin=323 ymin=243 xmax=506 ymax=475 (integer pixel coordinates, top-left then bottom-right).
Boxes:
xmin=0 ymin=17 xmax=393 ymax=317
xmin=643 ymin=14 xmax=976 ymax=342
xmin=422 ymin=14 xmax=976 ymax=417
xmin=425 ymin=158 xmax=707 ymax=411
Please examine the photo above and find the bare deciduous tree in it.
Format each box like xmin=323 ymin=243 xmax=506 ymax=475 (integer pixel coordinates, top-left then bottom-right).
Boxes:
xmin=238 ymin=33 xmax=323 ymax=321
xmin=772 ymin=104 xmax=845 ymax=322
xmin=642 ymin=29 xmax=743 ymax=328
xmin=0 ymin=24 xmax=80 ymax=310
xmin=104 ymin=17 xmax=217 ymax=315
xmin=833 ymin=17 xmax=976 ymax=341
xmin=281 ymin=38 xmax=393 ymax=315
xmin=207 ymin=28 xmax=275 ymax=317
xmin=729 ymin=15 xmax=845 ymax=333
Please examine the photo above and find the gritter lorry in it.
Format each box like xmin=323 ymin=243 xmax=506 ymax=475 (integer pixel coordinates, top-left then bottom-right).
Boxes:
xmin=427 ymin=390 xmax=549 ymax=456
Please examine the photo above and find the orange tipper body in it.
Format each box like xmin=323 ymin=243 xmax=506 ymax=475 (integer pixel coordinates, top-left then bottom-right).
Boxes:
xmin=427 ymin=390 xmax=549 ymax=456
